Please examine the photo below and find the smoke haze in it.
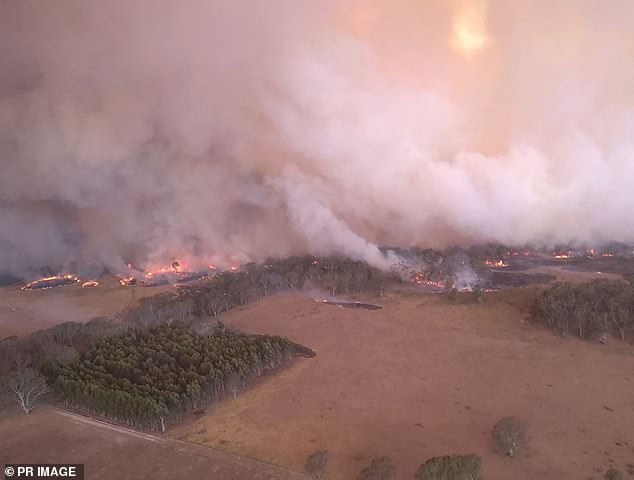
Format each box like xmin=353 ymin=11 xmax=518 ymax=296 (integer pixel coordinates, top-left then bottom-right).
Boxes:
xmin=2 ymin=0 xmax=634 ymax=274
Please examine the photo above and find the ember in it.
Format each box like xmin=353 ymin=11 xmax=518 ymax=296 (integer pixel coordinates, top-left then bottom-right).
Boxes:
xmin=81 ymin=280 xmax=99 ymax=288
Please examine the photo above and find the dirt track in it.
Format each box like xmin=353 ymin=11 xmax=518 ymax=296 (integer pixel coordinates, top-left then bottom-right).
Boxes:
xmin=0 ymin=406 xmax=308 ymax=480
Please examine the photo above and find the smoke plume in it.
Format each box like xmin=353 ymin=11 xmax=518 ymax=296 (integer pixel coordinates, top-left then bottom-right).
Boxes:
xmin=1 ymin=0 xmax=633 ymax=275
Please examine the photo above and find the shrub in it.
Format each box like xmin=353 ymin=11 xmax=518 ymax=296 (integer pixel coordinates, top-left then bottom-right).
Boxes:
xmin=305 ymin=450 xmax=331 ymax=479
xmin=604 ymin=468 xmax=623 ymax=480
xmin=358 ymin=456 xmax=396 ymax=480
xmin=472 ymin=284 xmax=484 ymax=302
xmin=492 ymin=416 xmax=528 ymax=457
xmin=415 ymin=454 xmax=481 ymax=480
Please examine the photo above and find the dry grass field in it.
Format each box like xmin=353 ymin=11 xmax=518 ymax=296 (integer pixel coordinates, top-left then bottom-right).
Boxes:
xmin=0 ymin=407 xmax=307 ymax=480
xmin=172 ymin=290 xmax=634 ymax=480
xmin=0 ymin=276 xmax=171 ymax=338
xmin=1 ymin=269 xmax=634 ymax=479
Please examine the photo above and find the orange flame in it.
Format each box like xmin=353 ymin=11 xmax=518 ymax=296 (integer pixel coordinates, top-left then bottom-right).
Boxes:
xmin=22 ymin=274 xmax=80 ymax=290
xmin=483 ymin=259 xmax=508 ymax=267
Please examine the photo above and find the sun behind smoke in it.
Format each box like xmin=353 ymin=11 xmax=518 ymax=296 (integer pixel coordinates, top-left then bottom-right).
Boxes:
xmin=452 ymin=0 xmax=489 ymax=55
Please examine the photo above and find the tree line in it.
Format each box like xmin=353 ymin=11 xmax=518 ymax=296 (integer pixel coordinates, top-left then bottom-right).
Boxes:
xmin=120 ymin=255 xmax=397 ymax=328
xmin=44 ymin=322 xmax=292 ymax=431
xmin=532 ymin=278 xmax=634 ymax=343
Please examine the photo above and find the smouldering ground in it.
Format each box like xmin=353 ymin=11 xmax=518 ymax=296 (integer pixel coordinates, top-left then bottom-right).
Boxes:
xmin=172 ymin=291 xmax=634 ymax=480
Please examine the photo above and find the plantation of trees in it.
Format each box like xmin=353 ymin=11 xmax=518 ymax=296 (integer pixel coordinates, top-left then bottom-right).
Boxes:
xmin=0 ymin=255 xmax=382 ymax=418
xmin=533 ymin=279 xmax=634 ymax=342
xmin=45 ymin=322 xmax=293 ymax=431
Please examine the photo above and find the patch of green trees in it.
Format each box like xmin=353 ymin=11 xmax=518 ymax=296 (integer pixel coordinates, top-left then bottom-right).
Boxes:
xmin=45 ymin=322 xmax=293 ymax=431
xmin=533 ymin=279 xmax=634 ymax=342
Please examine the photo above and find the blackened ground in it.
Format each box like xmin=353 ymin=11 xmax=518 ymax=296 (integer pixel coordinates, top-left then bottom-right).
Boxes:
xmin=320 ymin=300 xmax=383 ymax=310
xmin=485 ymin=272 xmax=557 ymax=289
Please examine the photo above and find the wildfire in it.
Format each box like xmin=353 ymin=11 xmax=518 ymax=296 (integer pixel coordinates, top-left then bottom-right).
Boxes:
xmin=118 ymin=276 xmax=137 ymax=286
xmin=553 ymin=249 xmax=575 ymax=259
xmin=601 ymin=252 xmax=615 ymax=257
xmin=117 ymin=260 xmax=217 ymax=287
xmin=412 ymin=273 xmax=445 ymax=290
xmin=144 ymin=261 xmax=181 ymax=278
xmin=483 ymin=259 xmax=508 ymax=267
xmin=22 ymin=274 xmax=80 ymax=291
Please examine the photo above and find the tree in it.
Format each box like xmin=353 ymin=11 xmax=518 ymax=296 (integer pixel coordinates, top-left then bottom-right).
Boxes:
xmin=358 ymin=457 xmax=396 ymax=480
xmin=305 ymin=450 xmax=331 ymax=479
xmin=492 ymin=416 xmax=528 ymax=457
xmin=226 ymin=372 xmax=241 ymax=399
xmin=50 ymin=321 xmax=83 ymax=347
xmin=470 ymin=284 xmax=484 ymax=303
xmin=415 ymin=454 xmax=481 ymax=480
xmin=4 ymin=364 xmax=50 ymax=414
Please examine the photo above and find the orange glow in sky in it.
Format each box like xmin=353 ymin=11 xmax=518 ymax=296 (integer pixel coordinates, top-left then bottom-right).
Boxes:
xmin=452 ymin=0 xmax=489 ymax=55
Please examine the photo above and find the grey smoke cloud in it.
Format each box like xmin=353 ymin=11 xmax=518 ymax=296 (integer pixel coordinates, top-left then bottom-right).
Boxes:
xmin=1 ymin=0 xmax=633 ymax=274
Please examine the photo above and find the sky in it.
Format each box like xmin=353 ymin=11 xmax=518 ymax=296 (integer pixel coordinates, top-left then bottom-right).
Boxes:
xmin=1 ymin=0 xmax=634 ymax=274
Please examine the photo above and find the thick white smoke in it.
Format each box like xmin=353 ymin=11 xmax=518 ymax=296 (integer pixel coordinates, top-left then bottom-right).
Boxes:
xmin=1 ymin=0 xmax=633 ymax=275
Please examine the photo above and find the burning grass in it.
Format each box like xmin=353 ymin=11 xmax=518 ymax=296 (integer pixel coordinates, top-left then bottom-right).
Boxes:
xmin=117 ymin=262 xmax=215 ymax=287
xmin=22 ymin=275 xmax=80 ymax=290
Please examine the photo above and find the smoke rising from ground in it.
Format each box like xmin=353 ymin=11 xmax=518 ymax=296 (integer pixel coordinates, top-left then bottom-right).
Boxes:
xmin=1 ymin=0 xmax=633 ymax=274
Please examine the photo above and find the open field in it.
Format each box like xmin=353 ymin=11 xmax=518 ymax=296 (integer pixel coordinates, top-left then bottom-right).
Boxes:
xmin=2 ymin=266 xmax=633 ymax=479
xmin=0 ymin=276 xmax=171 ymax=338
xmin=0 ymin=259 xmax=621 ymax=339
xmin=0 ymin=406 xmax=307 ymax=480
xmin=172 ymin=291 xmax=634 ymax=479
